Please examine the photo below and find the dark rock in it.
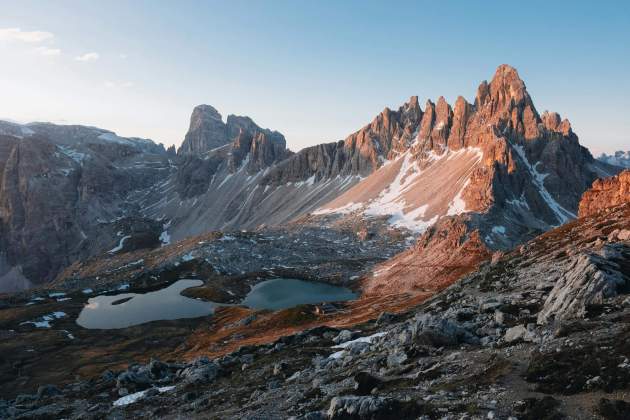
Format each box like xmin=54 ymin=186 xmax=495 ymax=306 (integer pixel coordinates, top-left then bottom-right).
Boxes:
xmin=514 ymin=396 xmax=564 ymax=420
xmin=598 ymin=398 xmax=630 ymax=420
xmin=179 ymin=357 xmax=221 ymax=385
xmin=375 ymin=312 xmax=395 ymax=326
xmin=273 ymin=362 xmax=288 ymax=376
xmin=148 ymin=359 xmax=168 ymax=380
xmin=327 ymin=395 xmax=427 ymax=420
xmin=353 ymin=372 xmax=381 ymax=395
xmin=36 ymin=384 xmax=61 ymax=400
xmin=116 ymin=368 xmax=152 ymax=393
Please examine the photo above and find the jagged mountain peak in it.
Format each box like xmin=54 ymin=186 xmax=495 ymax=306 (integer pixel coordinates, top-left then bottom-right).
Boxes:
xmin=314 ymin=64 xmax=618 ymax=245
xmin=489 ymin=64 xmax=528 ymax=101
xmin=178 ymin=105 xmax=287 ymax=159
xmin=192 ymin=104 xmax=222 ymax=120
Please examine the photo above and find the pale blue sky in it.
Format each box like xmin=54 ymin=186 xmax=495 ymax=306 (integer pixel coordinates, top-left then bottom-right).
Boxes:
xmin=0 ymin=0 xmax=628 ymax=155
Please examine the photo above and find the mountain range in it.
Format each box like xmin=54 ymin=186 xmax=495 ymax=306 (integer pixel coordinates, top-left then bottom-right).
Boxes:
xmin=0 ymin=64 xmax=622 ymax=293
xmin=599 ymin=150 xmax=630 ymax=168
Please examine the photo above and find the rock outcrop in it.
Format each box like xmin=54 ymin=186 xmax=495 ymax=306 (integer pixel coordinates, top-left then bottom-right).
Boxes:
xmin=578 ymin=170 xmax=630 ymax=217
xmin=363 ymin=216 xmax=491 ymax=295
xmin=537 ymin=243 xmax=628 ymax=324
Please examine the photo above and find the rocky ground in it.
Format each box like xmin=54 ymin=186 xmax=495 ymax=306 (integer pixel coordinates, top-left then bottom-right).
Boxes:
xmin=1 ymin=200 xmax=628 ymax=419
xmin=0 ymin=214 xmax=414 ymax=402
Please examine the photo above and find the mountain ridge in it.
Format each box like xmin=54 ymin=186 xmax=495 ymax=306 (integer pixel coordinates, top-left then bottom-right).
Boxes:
xmin=0 ymin=64 xmax=620 ymax=292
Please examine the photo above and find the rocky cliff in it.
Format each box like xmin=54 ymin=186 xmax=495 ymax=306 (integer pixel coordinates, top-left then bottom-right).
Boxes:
xmin=578 ymin=169 xmax=630 ymax=217
xmin=177 ymin=105 xmax=287 ymax=161
xmin=0 ymin=123 xmax=172 ymax=291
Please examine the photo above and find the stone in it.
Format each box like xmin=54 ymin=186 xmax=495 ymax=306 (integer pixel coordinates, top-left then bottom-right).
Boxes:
xmin=327 ymin=395 xmax=423 ymax=420
xmin=354 ymin=372 xmax=381 ymax=396
xmin=410 ymin=313 xmax=478 ymax=347
xmin=273 ymin=362 xmax=288 ymax=376
xmin=179 ymin=358 xmax=220 ymax=385
xmin=504 ymin=325 xmax=528 ymax=343
xmin=116 ymin=369 xmax=152 ymax=393
xmin=537 ymin=244 xmax=627 ymax=324
xmin=386 ymin=349 xmax=408 ymax=367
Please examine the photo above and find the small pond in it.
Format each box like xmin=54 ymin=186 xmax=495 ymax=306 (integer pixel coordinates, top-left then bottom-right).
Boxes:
xmin=77 ymin=278 xmax=357 ymax=329
xmin=241 ymin=278 xmax=357 ymax=310
xmin=76 ymin=280 xmax=216 ymax=329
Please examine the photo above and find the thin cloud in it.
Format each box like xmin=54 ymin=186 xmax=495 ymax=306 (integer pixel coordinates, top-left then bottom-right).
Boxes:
xmin=0 ymin=27 xmax=54 ymax=43
xmin=75 ymin=52 xmax=99 ymax=62
xmin=35 ymin=46 xmax=61 ymax=56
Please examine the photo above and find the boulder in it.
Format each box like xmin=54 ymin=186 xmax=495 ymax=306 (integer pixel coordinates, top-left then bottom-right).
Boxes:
xmin=178 ymin=357 xmax=220 ymax=385
xmin=327 ymin=395 xmax=424 ymax=420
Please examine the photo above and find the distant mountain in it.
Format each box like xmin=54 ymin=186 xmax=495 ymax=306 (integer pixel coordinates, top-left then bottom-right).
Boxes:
xmin=598 ymin=150 xmax=630 ymax=168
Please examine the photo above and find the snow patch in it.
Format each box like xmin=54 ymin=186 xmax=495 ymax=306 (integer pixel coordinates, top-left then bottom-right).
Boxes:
xmin=512 ymin=144 xmax=576 ymax=225
xmin=446 ymin=179 xmax=470 ymax=216
xmin=328 ymin=332 xmax=387 ymax=359
xmin=57 ymin=145 xmax=87 ymax=163
xmin=20 ymin=311 xmax=66 ymax=328
xmin=159 ymin=221 xmax=171 ymax=246
xmin=492 ymin=225 xmax=506 ymax=235
xmin=363 ymin=152 xmax=435 ymax=232
xmin=313 ymin=202 xmax=362 ymax=215
xmin=113 ymin=386 xmax=176 ymax=407
xmin=109 ymin=235 xmax=131 ymax=254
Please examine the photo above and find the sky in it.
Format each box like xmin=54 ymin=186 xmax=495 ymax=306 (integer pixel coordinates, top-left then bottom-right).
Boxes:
xmin=0 ymin=1 xmax=628 ymax=155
